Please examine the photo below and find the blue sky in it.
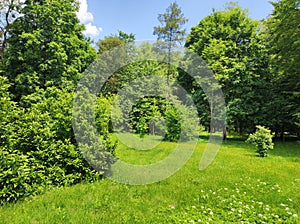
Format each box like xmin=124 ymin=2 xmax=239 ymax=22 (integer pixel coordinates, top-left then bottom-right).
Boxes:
xmin=77 ymin=0 xmax=274 ymax=41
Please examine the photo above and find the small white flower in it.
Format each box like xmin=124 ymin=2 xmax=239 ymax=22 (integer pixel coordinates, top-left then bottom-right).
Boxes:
xmin=265 ymin=207 xmax=270 ymax=211
xmin=192 ymin=205 xmax=196 ymax=209
xmin=209 ymin=211 xmax=213 ymax=215
xmin=197 ymin=219 xmax=202 ymax=222
xmin=280 ymin=203 xmax=286 ymax=207
xmin=293 ymin=214 xmax=298 ymax=218
xmin=285 ymin=207 xmax=289 ymax=210
xmin=258 ymin=202 xmax=263 ymax=205
xmin=238 ymin=209 xmax=242 ymax=213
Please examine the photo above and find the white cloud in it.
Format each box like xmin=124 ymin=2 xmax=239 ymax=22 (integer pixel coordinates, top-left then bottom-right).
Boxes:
xmin=83 ymin=23 xmax=103 ymax=37
xmin=77 ymin=0 xmax=102 ymax=38
xmin=77 ymin=0 xmax=93 ymax=23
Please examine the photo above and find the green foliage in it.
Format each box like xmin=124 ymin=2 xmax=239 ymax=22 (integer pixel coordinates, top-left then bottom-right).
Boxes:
xmin=153 ymin=2 xmax=188 ymax=50
xmin=185 ymin=3 xmax=271 ymax=135
xmin=4 ymin=0 xmax=96 ymax=99
xmin=129 ymin=97 xmax=168 ymax=136
xmin=164 ymin=106 xmax=181 ymax=142
xmin=128 ymin=96 xmax=198 ymax=142
xmin=12 ymin=88 xmax=98 ymax=182
xmin=0 ymin=148 xmax=44 ymax=204
xmin=0 ymin=87 xmax=108 ymax=204
xmin=73 ymin=86 xmax=117 ymax=175
xmin=265 ymin=0 xmax=300 ymax=135
xmin=94 ymin=94 xmax=119 ymax=153
xmin=0 ymin=76 xmax=16 ymax=148
xmin=97 ymin=31 xmax=135 ymax=55
xmin=246 ymin=125 xmax=274 ymax=157
xmin=0 ymin=0 xmax=23 ymax=66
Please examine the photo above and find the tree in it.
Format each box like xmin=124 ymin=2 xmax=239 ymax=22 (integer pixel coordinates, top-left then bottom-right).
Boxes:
xmin=153 ymin=2 xmax=188 ymax=81
xmin=96 ymin=30 xmax=135 ymax=55
xmin=185 ymin=3 xmax=271 ymax=136
xmin=4 ymin=0 xmax=96 ymax=100
xmin=0 ymin=0 xmax=23 ymax=66
xmin=266 ymin=0 xmax=300 ymax=137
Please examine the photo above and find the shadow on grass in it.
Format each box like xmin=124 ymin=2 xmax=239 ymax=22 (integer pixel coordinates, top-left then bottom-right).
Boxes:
xmin=270 ymin=141 xmax=300 ymax=159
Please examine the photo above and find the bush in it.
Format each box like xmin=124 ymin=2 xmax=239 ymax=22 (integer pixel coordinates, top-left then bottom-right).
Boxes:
xmin=0 ymin=76 xmax=17 ymax=149
xmin=246 ymin=125 xmax=274 ymax=157
xmin=0 ymin=148 xmax=45 ymax=204
xmin=0 ymin=86 xmax=119 ymax=204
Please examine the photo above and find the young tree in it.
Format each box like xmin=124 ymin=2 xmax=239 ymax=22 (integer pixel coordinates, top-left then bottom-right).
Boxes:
xmin=4 ymin=0 xmax=96 ymax=100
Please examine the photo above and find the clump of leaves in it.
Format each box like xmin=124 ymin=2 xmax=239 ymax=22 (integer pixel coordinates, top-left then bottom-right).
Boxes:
xmin=246 ymin=125 xmax=274 ymax=157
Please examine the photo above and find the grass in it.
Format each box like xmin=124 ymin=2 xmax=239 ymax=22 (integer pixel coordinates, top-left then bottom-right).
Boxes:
xmin=0 ymin=136 xmax=299 ymax=223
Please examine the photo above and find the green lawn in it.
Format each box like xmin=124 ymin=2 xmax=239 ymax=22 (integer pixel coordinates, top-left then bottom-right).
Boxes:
xmin=0 ymin=137 xmax=299 ymax=223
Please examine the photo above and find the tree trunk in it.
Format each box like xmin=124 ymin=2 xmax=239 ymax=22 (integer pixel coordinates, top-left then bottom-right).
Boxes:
xmin=223 ymin=124 xmax=227 ymax=141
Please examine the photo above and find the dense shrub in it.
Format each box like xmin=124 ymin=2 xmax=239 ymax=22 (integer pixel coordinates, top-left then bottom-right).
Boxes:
xmin=0 ymin=148 xmax=45 ymax=204
xmin=0 ymin=86 xmax=119 ymax=204
xmin=246 ymin=125 xmax=274 ymax=157
xmin=73 ymin=88 xmax=117 ymax=175
xmin=0 ymin=76 xmax=16 ymax=148
xmin=12 ymin=88 xmax=99 ymax=183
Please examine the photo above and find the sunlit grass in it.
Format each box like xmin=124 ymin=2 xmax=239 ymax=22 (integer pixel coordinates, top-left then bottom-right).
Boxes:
xmin=0 ymin=137 xmax=299 ymax=223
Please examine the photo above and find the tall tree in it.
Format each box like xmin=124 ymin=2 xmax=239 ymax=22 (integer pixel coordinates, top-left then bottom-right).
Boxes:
xmin=4 ymin=0 xmax=96 ymax=100
xmin=153 ymin=2 xmax=187 ymax=81
xmin=185 ymin=3 xmax=271 ymax=135
xmin=266 ymin=0 xmax=300 ymax=137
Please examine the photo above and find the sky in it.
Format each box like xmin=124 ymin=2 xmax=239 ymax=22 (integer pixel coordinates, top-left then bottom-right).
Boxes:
xmin=76 ymin=0 xmax=275 ymax=41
